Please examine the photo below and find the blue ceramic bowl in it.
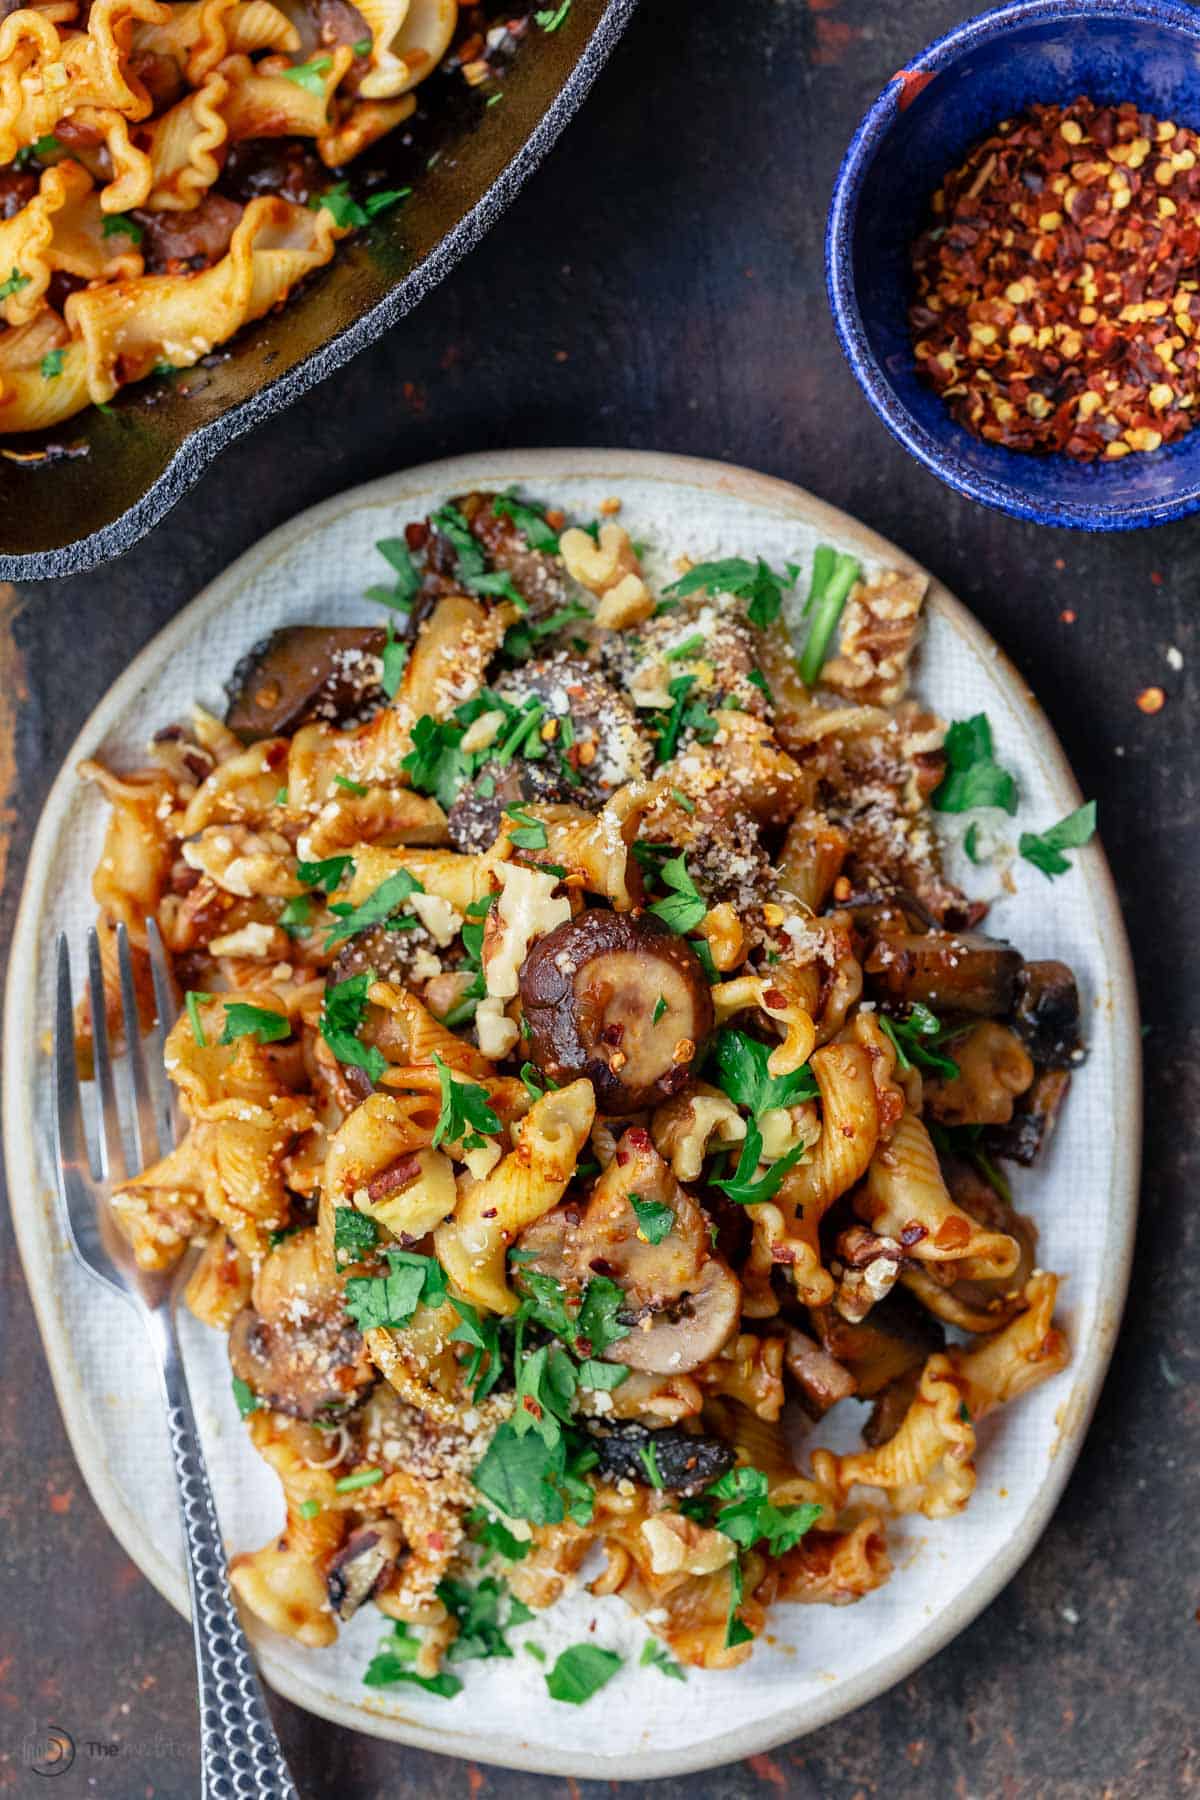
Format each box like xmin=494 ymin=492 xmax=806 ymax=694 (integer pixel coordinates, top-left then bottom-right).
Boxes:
xmin=826 ymin=0 xmax=1200 ymax=530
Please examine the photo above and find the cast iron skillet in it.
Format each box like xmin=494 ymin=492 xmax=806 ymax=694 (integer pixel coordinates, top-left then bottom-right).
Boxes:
xmin=0 ymin=0 xmax=636 ymax=582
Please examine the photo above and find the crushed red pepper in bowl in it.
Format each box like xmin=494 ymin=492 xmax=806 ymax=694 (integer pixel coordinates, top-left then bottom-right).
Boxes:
xmin=909 ymin=98 xmax=1200 ymax=460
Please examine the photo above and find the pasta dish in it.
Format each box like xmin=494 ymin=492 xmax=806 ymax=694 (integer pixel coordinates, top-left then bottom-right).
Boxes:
xmin=0 ymin=2 xmax=539 ymax=438
xmin=76 ymin=488 xmax=1081 ymax=1693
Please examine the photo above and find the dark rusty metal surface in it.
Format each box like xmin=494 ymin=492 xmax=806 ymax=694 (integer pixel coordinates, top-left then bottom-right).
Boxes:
xmin=1 ymin=1 xmax=1197 ymax=1795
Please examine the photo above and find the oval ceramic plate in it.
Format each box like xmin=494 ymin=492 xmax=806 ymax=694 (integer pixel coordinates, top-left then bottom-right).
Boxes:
xmin=4 ymin=450 xmax=1139 ymax=1778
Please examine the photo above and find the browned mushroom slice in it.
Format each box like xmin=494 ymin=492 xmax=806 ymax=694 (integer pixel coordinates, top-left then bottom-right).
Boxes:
xmin=519 ymin=909 xmax=713 ymax=1113
xmin=516 ymin=1128 xmax=739 ymax=1375
xmin=863 ymin=928 xmax=1022 ymax=1016
xmin=225 ymin=626 xmax=386 ymax=741
xmin=785 ymin=1329 xmax=858 ymax=1419
xmin=326 ymin=1521 xmax=404 ymax=1621
xmin=809 ymin=1290 xmax=943 ymax=1399
xmin=862 ymin=1367 xmax=922 ymax=1448
xmin=987 ymin=1066 xmax=1073 ymax=1167
xmin=228 ymin=1304 xmax=376 ymax=1420
xmin=1011 ymin=960 xmax=1084 ymax=1067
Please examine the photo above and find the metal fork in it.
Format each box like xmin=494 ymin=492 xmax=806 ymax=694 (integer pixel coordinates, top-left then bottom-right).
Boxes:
xmin=52 ymin=920 xmax=300 ymax=1800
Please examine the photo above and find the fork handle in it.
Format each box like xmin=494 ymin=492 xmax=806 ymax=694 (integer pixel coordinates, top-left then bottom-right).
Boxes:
xmin=150 ymin=1313 xmax=301 ymax=1800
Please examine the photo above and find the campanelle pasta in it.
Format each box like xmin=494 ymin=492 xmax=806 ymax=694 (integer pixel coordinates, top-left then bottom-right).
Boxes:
xmin=78 ymin=486 xmax=1082 ymax=1688
xmin=0 ymin=2 xmax=532 ymax=435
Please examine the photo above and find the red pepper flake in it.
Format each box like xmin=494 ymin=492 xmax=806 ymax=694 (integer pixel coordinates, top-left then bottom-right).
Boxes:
xmin=1061 ymin=608 xmax=1077 ymax=623
xmin=1150 ymin=570 xmax=1165 ymax=585
xmin=1137 ymin=685 xmax=1166 ymax=713
xmin=910 ymin=97 xmax=1200 ymax=460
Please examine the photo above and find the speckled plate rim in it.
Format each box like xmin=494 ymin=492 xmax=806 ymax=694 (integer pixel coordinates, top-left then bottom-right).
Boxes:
xmin=3 ymin=448 xmax=1141 ymax=1778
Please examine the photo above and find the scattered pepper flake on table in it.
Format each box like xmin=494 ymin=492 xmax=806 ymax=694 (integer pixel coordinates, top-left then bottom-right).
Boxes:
xmin=1137 ymin=686 xmax=1166 ymax=714
xmin=910 ymin=98 xmax=1200 ymax=459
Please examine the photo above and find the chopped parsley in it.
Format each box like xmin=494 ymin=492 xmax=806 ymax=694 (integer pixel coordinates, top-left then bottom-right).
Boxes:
xmin=280 ymin=53 xmax=332 ymax=93
xmin=505 ymin=805 xmax=549 ymax=850
xmin=333 ymin=773 xmax=368 ymax=795
xmin=466 ymin=1505 xmax=531 ymax=1564
xmin=449 ymin=1299 xmax=505 ymax=1400
xmin=401 ymin=713 xmax=472 ymax=808
xmin=712 ymin=1118 xmax=806 ymax=1206
xmin=366 ymin=536 xmax=421 ymax=612
xmin=1019 ymin=800 xmax=1097 ymax=878
xmin=430 ymin=502 xmax=530 ymax=609
xmin=431 ymin=1053 xmax=501 ymax=1153
xmin=0 ymin=267 xmax=31 ymax=303
xmin=652 ymin=994 xmax=668 ymax=1024
xmin=231 ymin=1375 xmax=259 ymax=1418
xmin=40 ymin=349 xmax=65 ymax=380
xmin=638 ymin=1440 xmax=665 ymax=1489
xmin=515 ymin=1266 xmax=630 ymax=1358
xmin=319 ymin=970 xmax=387 ymax=1083
xmin=665 ymin=631 xmax=705 ymax=662
xmin=333 ymin=1206 xmax=379 ymax=1262
xmin=650 ymin=672 xmax=718 ymax=762
xmin=325 ymin=866 xmax=424 ymax=947
xmin=297 ymin=853 xmax=354 ymax=890
xmin=184 ymin=989 xmax=212 ymax=1047
xmin=492 ymin=489 xmax=560 ymax=552
xmin=647 ymin=852 xmax=706 ymax=935
xmin=352 ymin=34 xmax=372 ymax=53
xmin=963 ymin=821 xmax=984 ymax=864
xmin=335 ymin=1467 xmax=384 ymax=1493
xmin=798 ymin=545 xmax=861 ymax=687
xmin=931 ymin=714 xmax=1019 ymax=816
xmin=725 ymin=1556 xmax=753 ymax=1649
xmin=708 ymin=1466 xmax=823 ymax=1555
xmin=364 ymin=1623 xmax=462 ymax=1698
xmin=640 ymin=1639 xmax=686 ymax=1680
xmin=629 ymin=1193 xmax=675 ymax=1244
xmin=381 ymin=622 xmax=407 ymax=698
xmin=544 ymin=1643 xmax=622 ymax=1705
xmin=502 ymin=600 xmax=591 ymax=663
xmin=664 ymin=556 xmax=795 ymax=631
xmin=101 ymin=214 xmax=142 ymax=243
xmin=878 ymin=1004 xmax=962 ymax=1080
xmin=218 ymin=1002 xmax=290 ymax=1045
xmin=14 ymin=135 xmax=61 ymax=169
xmin=471 ymin=1419 xmax=597 ymax=1528
xmin=438 ymin=1575 xmax=533 ymax=1663
xmin=712 ymin=1027 xmax=818 ymax=1116
xmin=344 ymin=1248 xmax=446 ymax=1330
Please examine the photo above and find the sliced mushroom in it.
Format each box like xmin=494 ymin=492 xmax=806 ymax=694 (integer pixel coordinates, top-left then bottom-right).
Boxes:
xmin=440 ymin=489 xmax=571 ymax=619
xmin=808 ymin=1290 xmax=943 ymax=1400
xmin=228 ymin=1305 xmax=376 ymax=1421
xmin=862 ymin=1367 xmax=922 ymax=1448
xmin=225 ymin=626 xmax=386 ymax=741
xmin=589 ymin=1422 xmax=733 ymax=1495
xmin=863 ymin=928 xmax=1022 ymax=1016
xmin=785 ymin=1329 xmax=858 ymax=1419
xmin=986 ymin=1066 xmax=1072 ymax=1166
xmin=520 ymin=909 xmax=713 ymax=1112
xmin=608 ymin=1259 xmax=743 ymax=1377
xmin=1011 ymin=960 xmax=1084 ymax=1068
xmin=326 ymin=1520 xmax=404 ymax=1621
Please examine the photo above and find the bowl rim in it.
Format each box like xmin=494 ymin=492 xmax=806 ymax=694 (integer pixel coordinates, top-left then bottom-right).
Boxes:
xmin=825 ymin=0 xmax=1200 ymax=531
xmin=2 ymin=446 xmax=1142 ymax=1777
xmin=0 ymin=0 xmax=639 ymax=586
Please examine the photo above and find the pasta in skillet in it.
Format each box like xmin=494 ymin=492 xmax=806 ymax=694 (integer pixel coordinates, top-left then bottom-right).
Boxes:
xmin=78 ymin=486 xmax=1082 ymax=1689
xmin=0 ymin=4 xmax=538 ymax=437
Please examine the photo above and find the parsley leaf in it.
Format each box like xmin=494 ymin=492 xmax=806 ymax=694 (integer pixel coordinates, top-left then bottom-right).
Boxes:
xmin=545 ymin=1644 xmax=622 ymax=1705
xmin=963 ymin=821 xmax=984 ymax=863
xmin=502 ymin=599 xmax=591 ymax=662
xmin=648 ymin=852 xmax=706 ymax=934
xmin=439 ymin=1575 xmax=531 ymax=1663
xmin=449 ymin=1298 xmax=505 ymax=1400
xmin=432 ymin=1053 xmax=500 ymax=1153
xmin=279 ymin=894 xmax=312 ymax=939
xmin=401 ymin=713 xmax=472 ymax=809
xmin=231 ymin=1375 xmax=259 ymax=1418
xmin=381 ymin=622 xmax=408 ymax=698
xmin=725 ymin=1556 xmax=754 ymax=1649
xmin=333 ymin=1207 xmax=379 ymax=1262
xmin=466 ymin=1505 xmax=530 ymax=1564
xmin=712 ymin=1028 xmax=817 ymax=1116
xmin=878 ymin=1004 xmax=962 ymax=1079
xmin=629 ymin=1194 xmax=675 ymax=1244
xmin=640 ymin=1639 xmax=686 ymax=1680
xmin=473 ymin=1422 xmax=575 ymax=1526
xmin=319 ymin=970 xmax=387 ymax=1083
xmin=367 ymin=536 xmax=420 ymax=612
xmin=493 ymin=489 xmax=560 ymax=552
xmin=280 ymin=53 xmax=332 ymax=93
xmin=352 ymin=33 xmax=372 ymax=53
xmin=219 ymin=1002 xmax=290 ymax=1046
xmin=333 ymin=773 xmax=367 ymax=795
xmin=575 ymin=1358 xmax=629 ymax=1392
xmin=14 ymin=135 xmax=61 ymax=169
xmin=797 ymin=545 xmax=861 ymax=687
xmin=364 ymin=1623 xmax=462 ymax=1697
xmin=297 ymin=853 xmax=354 ymax=891
xmin=931 ymin=715 xmax=1019 ymax=816
xmin=712 ymin=1118 xmax=806 ymax=1206
xmin=40 ymin=348 xmax=65 ymax=380
xmin=184 ymin=989 xmax=212 ymax=1047
xmin=1018 ymin=800 xmax=1097 ymax=879
xmin=709 ymin=1466 xmax=823 ymax=1556
xmin=505 ymin=805 xmax=549 ymax=850
xmin=513 ymin=1343 xmax=578 ymax=1446
xmin=665 ymin=556 xmax=795 ymax=631
xmin=344 ymin=1248 xmax=446 ymax=1331
xmin=516 ymin=1267 xmax=630 ymax=1357
xmin=324 ymin=867 xmax=424 ymax=947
